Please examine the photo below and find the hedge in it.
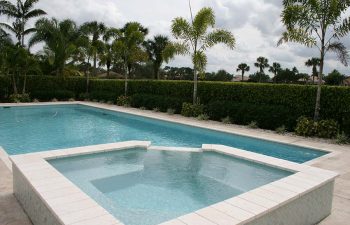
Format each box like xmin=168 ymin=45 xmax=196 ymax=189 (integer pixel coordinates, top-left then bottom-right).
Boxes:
xmin=0 ymin=75 xmax=349 ymax=134
xmin=131 ymin=94 xmax=190 ymax=113
xmin=205 ymin=101 xmax=298 ymax=130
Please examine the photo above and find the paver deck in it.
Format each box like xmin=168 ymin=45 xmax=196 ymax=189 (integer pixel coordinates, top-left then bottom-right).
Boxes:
xmin=0 ymin=102 xmax=349 ymax=225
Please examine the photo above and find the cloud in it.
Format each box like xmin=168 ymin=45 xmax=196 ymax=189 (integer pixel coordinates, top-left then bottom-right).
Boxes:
xmin=2 ymin=0 xmax=349 ymax=75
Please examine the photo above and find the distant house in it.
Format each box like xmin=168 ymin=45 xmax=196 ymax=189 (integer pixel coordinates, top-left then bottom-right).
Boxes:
xmin=232 ymin=75 xmax=249 ymax=82
xmin=343 ymin=77 xmax=350 ymax=86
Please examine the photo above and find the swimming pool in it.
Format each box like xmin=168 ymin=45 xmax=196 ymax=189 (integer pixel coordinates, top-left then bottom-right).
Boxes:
xmin=0 ymin=104 xmax=327 ymax=162
xmin=49 ymin=148 xmax=293 ymax=225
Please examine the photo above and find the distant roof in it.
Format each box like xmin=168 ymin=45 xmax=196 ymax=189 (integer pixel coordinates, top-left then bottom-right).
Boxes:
xmin=232 ymin=75 xmax=249 ymax=82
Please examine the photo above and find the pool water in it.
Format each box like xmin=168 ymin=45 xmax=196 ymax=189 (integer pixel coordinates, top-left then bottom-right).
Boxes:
xmin=49 ymin=148 xmax=293 ymax=225
xmin=0 ymin=104 xmax=327 ymax=162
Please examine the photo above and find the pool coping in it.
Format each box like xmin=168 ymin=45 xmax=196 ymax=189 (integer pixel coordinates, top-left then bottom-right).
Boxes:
xmin=10 ymin=141 xmax=339 ymax=225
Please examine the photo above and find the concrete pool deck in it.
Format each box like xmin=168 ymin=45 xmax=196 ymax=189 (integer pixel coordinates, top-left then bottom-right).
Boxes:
xmin=0 ymin=101 xmax=350 ymax=225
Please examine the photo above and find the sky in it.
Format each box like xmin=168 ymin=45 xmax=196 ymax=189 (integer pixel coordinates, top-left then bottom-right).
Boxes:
xmin=3 ymin=0 xmax=350 ymax=75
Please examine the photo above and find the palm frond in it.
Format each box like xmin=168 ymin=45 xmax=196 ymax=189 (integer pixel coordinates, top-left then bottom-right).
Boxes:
xmin=24 ymin=9 xmax=46 ymax=19
xmin=277 ymin=29 xmax=317 ymax=47
xmin=192 ymin=50 xmax=207 ymax=73
xmin=171 ymin=17 xmax=192 ymax=40
xmin=202 ymin=29 xmax=235 ymax=50
xmin=163 ymin=42 xmax=189 ymax=63
xmin=192 ymin=7 xmax=215 ymax=37
xmin=335 ymin=17 xmax=350 ymax=38
xmin=327 ymin=42 xmax=349 ymax=66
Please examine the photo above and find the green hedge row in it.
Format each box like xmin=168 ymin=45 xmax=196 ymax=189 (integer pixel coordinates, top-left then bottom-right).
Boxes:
xmin=205 ymin=101 xmax=298 ymax=131
xmin=131 ymin=94 xmax=190 ymax=113
xmin=1 ymin=76 xmax=349 ymax=134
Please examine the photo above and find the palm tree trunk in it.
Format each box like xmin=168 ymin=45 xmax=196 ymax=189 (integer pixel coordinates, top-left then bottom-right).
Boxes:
xmin=12 ymin=74 xmax=18 ymax=94
xmin=314 ymin=42 xmax=325 ymax=121
xmin=124 ymin=62 xmax=129 ymax=96
xmin=193 ymin=67 xmax=198 ymax=104
xmin=93 ymin=53 xmax=97 ymax=76
xmin=241 ymin=71 xmax=244 ymax=82
xmin=86 ymin=72 xmax=90 ymax=93
xmin=22 ymin=72 xmax=27 ymax=94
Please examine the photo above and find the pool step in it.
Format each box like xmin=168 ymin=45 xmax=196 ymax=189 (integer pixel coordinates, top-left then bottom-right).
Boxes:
xmin=148 ymin=146 xmax=202 ymax=153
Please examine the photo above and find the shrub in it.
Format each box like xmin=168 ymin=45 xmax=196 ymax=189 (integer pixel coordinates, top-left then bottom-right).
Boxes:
xmin=295 ymin=117 xmax=339 ymax=138
xmin=79 ymin=93 xmax=90 ymax=101
xmin=197 ymin=114 xmax=210 ymax=121
xmin=181 ymin=103 xmax=204 ymax=117
xmin=51 ymin=98 xmax=58 ymax=102
xmin=140 ymin=107 xmax=147 ymax=110
xmin=336 ymin=133 xmax=349 ymax=144
xmin=276 ymin=125 xmax=287 ymax=134
xmin=316 ymin=119 xmax=338 ymax=139
xmin=167 ymin=108 xmax=176 ymax=115
xmin=153 ymin=107 xmax=160 ymax=112
xmin=89 ymin=91 xmax=117 ymax=102
xmin=221 ymin=116 xmax=232 ymax=124
xmin=117 ymin=95 xmax=131 ymax=106
xmin=131 ymin=94 xmax=188 ymax=113
xmin=31 ymin=90 xmax=75 ymax=101
xmin=295 ymin=117 xmax=317 ymax=137
xmin=9 ymin=94 xmax=31 ymax=103
xmin=248 ymin=121 xmax=258 ymax=129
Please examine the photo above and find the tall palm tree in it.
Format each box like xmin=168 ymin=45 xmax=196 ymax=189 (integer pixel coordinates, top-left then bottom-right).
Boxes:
xmin=0 ymin=0 xmax=46 ymax=46
xmin=269 ymin=62 xmax=281 ymax=83
xmin=29 ymin=18 xmax=81 ymax=76
xmin=236 ymin=63 xmax=250 ymax=82
xmin=305 ymin=58 xmax=321 ymax=84
xmin=254 ymin=57 xmax=269 ymax=83
xmin=168 ymin=5 xmax=235 ymax=104
xmin=144 ymin=35 xmax=170 ymax=80
xmin=113 ymin=22 xmax=148 ymax=96
xmin=80 ymin=21 xmax=106 ymax=76
xmin=278 ymin=0 xmax=350 ymax=120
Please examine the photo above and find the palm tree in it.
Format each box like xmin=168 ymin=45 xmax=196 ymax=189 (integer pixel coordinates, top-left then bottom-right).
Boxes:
xmin=168 ymin=5 xmax=235 ymax=104
xmin=305 ymin=58 xmax=321 ymax=84
xmin=99 ymin=28 xmax=119 ymax=77
xmin=0 ymin=0 xmax=46 ymax=46
xmin=236 ymin=63 xmax=250 ymax=82
xmin=278 ymin=0 xmax=350 ymax=120
xmin=254 ymin=57 xmax=269 ymax=83
xmin=113 ymin=22 xmax=148 ymax=96
xmin=269 ymin=62 xmax=281 ymax=83
xmin=144 ymin=35 xmax=170 ymax=80
xmin=80 ymin=21 xmax=106 ymax=76
xmin=29 ymin=18 xmax=81 ymax=76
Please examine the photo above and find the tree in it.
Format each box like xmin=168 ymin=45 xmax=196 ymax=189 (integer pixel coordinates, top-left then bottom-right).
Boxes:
xmin=275 ymin=68 xmax=302 ymax=83
xmin=254 ymin=57 xmax=270 ymax=83
xmin=168 ymin=5 xmax=235 ymax=104
xmin=205 ymin=69 xmax=232 ymax=81
xmin=0 ymin=0 xmax=46 ymax=46
xmin=29 ymin=18 xmax=81 ymax=76
xmin=80 ymin=21 xmax=106 ymax=76
xmin=144 ymin=35 xmax=171 ymax=80
xmin=305 ymin=58 xmax=321 ymax=83
xmin=236 ymin=63 xmax=250 ymax=81
xmin=269 ymin=62 xmax=281 ymax=82
xmin=99 ymin=28 xmax=119 ymax=78
xmin=325 ymin=69 xmax=346 ymax=85
xmin=278 ymin=0 xmax=350 ymax=120
xmin=113 ymin=22 xmax=148 ymax=96
xmin=249 ymin=72 xmax=270 ymax=83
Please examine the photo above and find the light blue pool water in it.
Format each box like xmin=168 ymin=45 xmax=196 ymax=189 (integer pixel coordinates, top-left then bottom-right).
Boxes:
xmin=0 ymin=104 xmax=327 ymax=162
xmin=49 ymin=148 xmax=293 ymax=225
